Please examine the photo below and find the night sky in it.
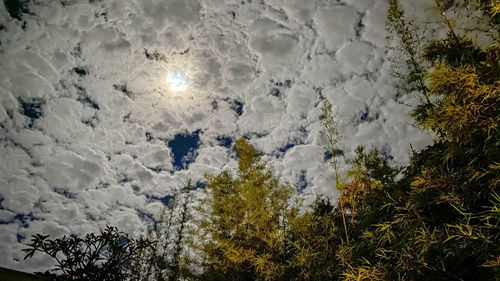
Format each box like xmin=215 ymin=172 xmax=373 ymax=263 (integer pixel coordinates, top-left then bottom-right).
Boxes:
xmin=0 ymin=0 xmax=436 ymax=272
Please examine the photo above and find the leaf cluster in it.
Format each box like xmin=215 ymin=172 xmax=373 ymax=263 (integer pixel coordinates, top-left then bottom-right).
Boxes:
xmin=23 ymin=226 xmax=154 ymax=281
xmin=196 ymin=139 xmax=302 ymax=281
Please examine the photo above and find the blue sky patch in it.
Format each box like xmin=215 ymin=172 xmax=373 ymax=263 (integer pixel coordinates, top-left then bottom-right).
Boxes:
xmin=271 ymin=88 xmax=281 ymax=97
xmin=73 ymin=67 xmax=87 ymax=76
xmin=53 ymin=187 xmax=77 ymax=199
xmin=19 ymin=98 xmax=43 ymax=127
xmin=16 ymin=233 xmax=25 ymax=243
xmin=149 ymin=194 xmax=173 ymax=206
xmin=279 ymin=143 xmax=295 ymax=154
xmin=296 ymin=170 xmax=308 ymax=193
xmin=137 ymin=210 xmax=156 ymax=229
xmin=216 ymin=136 xmax=233 ymax=148
xmin=195 ymin=181 xmax=206 ymax=190
xmin=231 ymin=100 xmax=243 ymax=116
xmin=168 ymin=130 xmax=201 ymax=170
xmin=0 ymin=213 xmax=37 ymax=228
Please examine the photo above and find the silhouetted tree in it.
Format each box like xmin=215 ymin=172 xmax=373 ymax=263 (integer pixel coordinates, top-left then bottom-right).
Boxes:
xmin=23 ymin=226 xmax=154 ymax=281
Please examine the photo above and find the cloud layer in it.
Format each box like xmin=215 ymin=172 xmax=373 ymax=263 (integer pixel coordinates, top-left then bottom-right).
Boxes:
xmin=0 ymin=0 xmax=436 ymax=272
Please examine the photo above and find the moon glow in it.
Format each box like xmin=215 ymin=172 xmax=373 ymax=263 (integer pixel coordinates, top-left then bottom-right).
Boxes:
xmin=166 ymin=71 xmax=188 ymax=92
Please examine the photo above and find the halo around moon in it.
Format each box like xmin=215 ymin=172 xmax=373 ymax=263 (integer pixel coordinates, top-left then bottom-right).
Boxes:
xmin=166 ymin=71 xmax=188 ymax=92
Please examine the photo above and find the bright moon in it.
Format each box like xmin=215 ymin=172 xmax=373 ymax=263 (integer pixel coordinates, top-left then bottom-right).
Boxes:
xmin=166 ymin=71 xmax=188 ymax=91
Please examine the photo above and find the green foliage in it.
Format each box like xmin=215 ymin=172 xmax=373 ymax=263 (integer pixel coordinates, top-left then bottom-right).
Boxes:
xmin=386 ymin=0 xmax=430 ymax=103
xmin=252 ymin=1 xmax=500 ymax=280
xmin=22 ymin=187 xmax=194 ymax=281
xmin=341 ymin=147 xmax=400 ymax=225
xmin=0 ymin=266 xmax=51 ymax=281
xmin=478 ymin=0 xmax=500 ymax=27
xmin=315 ymin=1 xmax=500 ymax=280
xmin=423 ymin=38 xmax=486 ymax=68
xmin=196 ymin=139 xmax=303 ymax=281
xmin=23 ymin=226 xmax=153 ymax=281
xmin=320 ymin=100 xmax=350 ymax=244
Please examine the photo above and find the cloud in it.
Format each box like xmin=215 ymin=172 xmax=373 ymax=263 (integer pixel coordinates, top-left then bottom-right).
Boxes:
xmin=336 ymin=41 xmax=375 ymax=74
xmin=249 ymin=18 xmax=303 ymax=68
xmin=313 ymin=6 xmax=360 ymax=50
xmin=0 ymin=0 xmax=434 ymax=272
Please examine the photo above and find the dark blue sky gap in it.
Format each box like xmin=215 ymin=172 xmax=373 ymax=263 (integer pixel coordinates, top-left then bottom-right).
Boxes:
xmin=279 ymin=143 xmax=295 ymax=153
xmin=195 ymin=181 xmax=206 ymax=190
xmin=150 ymin=195 xmax=172 ymax=206
xmin=296 ymin=170 xmax=308 ymax=193
xmin=19 ymin=98 xmax=43 ymax=127
xmin=137 ymin=210 xmax=156 ymax=228
xmin=168 ymin=130 xmax=201 ymax=170
xmin=0 ymin=213 xmax=38 ymax=230
xmin=231 ymin=100 xmax=243 ymax=116
xmin=271 ymin=88 xmax=281 ymax=97
xmin=73 ymin=67 xmax=87 ymax=76
xmin=216 ymin=136 xmax=233 ymax=148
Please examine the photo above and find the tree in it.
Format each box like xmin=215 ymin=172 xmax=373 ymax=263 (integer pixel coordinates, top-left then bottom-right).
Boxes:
xmin=329 ymin=1 xmax=500 ymax=279
xmin=304 ymin=1 xmax=500 ymax=280
xmin=23 ymin=226 xmax=154 ymax=281
xmin=320 ymin=100 xmax=349 ymax=243
xmin=196 ymin=139 xmax=303 ymax=281
xmin=386 ymin=0 xmax=430 ymax=104
xmin=130 ymin=182 xmax=194 ymax=281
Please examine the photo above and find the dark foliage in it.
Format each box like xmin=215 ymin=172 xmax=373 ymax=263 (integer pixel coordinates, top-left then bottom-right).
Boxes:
xmin=23 ymin=226 xmax=154 ymax=281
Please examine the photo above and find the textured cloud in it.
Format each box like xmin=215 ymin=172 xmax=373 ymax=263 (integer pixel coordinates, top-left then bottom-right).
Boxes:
xmin=0 ymin=0 xmax=436 ymax=272
xmin=314 ymin=6 xmax=360 ymax=50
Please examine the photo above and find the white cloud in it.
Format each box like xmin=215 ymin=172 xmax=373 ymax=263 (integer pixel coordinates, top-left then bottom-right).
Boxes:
xmin=336 ymin=41 xmax=375 ymax=74
xmin=249 ymin=18 xmax=303 ymax=68
xmin=313 ymin=6 xmax=360 ymax=50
